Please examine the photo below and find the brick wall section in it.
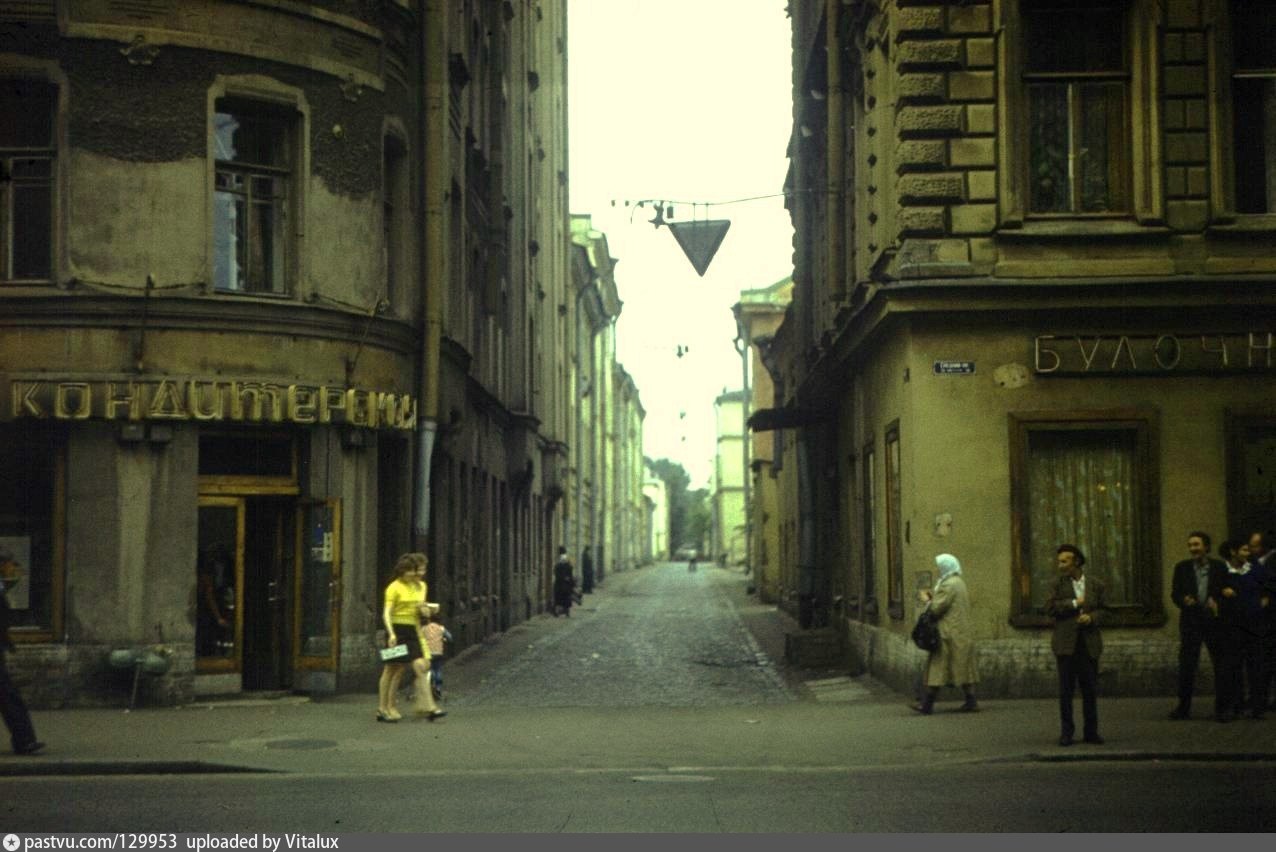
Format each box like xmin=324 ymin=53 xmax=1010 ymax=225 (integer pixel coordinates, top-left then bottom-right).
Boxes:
xmin=841 ymin=617 xmax=1217 ymax=699
xmin=6 ymin=644 xmax=197 ymax=708
xmin=892 ymin=1 xmax=996 ymax=275
xmin=1163 ymin=0 xmax=1210 ymax=230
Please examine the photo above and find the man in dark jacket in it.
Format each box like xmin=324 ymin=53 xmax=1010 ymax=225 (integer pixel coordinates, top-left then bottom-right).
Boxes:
xmin=1169 ymin=532 xmax=1228 ymax=720
xmin=1217 ymin=539 xmax=1270 ymax=721
xmin=0 ymin=551 xmax=43 ymax=755
xmin=1047 ymin=544 xmax=1105 ymax=747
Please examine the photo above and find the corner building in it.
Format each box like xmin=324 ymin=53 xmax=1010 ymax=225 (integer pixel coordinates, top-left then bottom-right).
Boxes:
xmin=770 ymin=0 xmax=1276 ymax=697
xmin=0 ymin=0 xmax=583 ymax=706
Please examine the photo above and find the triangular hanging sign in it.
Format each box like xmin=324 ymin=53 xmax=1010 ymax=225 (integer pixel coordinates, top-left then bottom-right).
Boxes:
xmin=667 ymin=219 xmax=731 ymax=277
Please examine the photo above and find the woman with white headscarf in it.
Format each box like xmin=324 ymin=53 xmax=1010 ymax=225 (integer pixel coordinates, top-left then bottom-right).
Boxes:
xmin=912 ymin=553 xmax=979 ymax=714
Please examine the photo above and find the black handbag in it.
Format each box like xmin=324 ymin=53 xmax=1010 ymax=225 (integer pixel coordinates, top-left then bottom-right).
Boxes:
xmin=911 ymin=610 xmax=940 ymax=652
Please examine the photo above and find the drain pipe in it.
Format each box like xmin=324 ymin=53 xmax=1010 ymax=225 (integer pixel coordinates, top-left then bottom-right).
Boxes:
xmin=414 ymin=1 xmax=447 ymax=546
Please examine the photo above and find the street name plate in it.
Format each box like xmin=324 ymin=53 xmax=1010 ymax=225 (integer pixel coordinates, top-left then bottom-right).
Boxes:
xmin=933 ymin=360 xmax=975 ymax=375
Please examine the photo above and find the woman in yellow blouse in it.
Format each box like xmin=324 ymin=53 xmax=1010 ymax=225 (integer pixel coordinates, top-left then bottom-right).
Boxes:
xmin=377 ymin=552 xmax=446 ymax=722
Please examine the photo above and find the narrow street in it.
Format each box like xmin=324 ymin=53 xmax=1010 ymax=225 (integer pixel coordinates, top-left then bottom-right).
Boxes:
xmin=448 ymin=562 xmax=792 ymax=709
xmin=5 ymin=566 xmax=1276 ymax=832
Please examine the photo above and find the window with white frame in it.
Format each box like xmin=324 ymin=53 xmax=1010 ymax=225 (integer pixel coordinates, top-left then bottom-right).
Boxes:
xmin=213 ymin=101 xmax=293 ymax=294
xmin=0 ymin=79 xmax=56 ymax=282
xmin=1231 ymin=0 xmax=1276 ymax=214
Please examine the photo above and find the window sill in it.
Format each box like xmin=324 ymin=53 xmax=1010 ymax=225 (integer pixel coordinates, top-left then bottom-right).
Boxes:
xmin=997 ymin=220 xmax=1172 ymax=240
xmin=10 ymin=631 xmax=57 ymax=644
xmin=211 ymin=288 xmax=294 ymax=300
xmin=1206 ymin=216 xmax=1276 ymax=236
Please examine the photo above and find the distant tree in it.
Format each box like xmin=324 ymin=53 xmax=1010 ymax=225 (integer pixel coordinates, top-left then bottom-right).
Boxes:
xmin=684 ymin=488 xmax=711 ymax=556
xmin=647 ymin=457 xmax=692 ymax=558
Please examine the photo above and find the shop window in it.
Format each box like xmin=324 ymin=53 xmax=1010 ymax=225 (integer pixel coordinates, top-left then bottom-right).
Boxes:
xmin=213 ymin=100 xmax=294 ymax=294
xmin=884 ymin=423 xmax=904 ymax=619
xmin=1023 ymin=1 xmax=1129 ymax=214
xmin=0 ymin=424 xmax=63 ymax=638
xmin=198 ymin=434 xmax=295 ymax=478
xmin=0 ymin=79 xmax=56 ymax=282
xmin=1231 ymin=0 xmax=1276 ymax=214
xmin=1010 ymin=413 xmax=1162 ymax=627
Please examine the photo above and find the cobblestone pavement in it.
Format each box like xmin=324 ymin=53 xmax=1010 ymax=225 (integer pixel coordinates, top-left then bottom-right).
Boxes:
xmin=449 ymin=562 xmax=795 ymax=708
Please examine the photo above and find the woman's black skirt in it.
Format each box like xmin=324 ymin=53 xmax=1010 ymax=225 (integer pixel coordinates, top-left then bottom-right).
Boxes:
xmin=389 ymin=624 xmax=425 ymax=663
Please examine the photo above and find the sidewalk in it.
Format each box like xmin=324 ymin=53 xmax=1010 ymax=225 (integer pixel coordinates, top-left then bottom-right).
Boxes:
xmin=5 ymin=568 xmax=1274 ymax=776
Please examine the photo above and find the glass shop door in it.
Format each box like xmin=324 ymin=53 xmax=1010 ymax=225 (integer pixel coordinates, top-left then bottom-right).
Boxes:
xmin=293 ymin=499 xmax=342 ymax=672
xmin=196 ymin=497 xmax=245 ymax=673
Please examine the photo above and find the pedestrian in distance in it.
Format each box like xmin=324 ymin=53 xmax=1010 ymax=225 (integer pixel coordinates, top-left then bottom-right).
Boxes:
xmin=581 ymin=548 xmax=595 ymax=594
xmin=911 ymin=553 xmax=978 ymax=715
xmin=552 ymin=546 xmax=576 ymax=616
xmin=422 ymin=604 xmax=451 ymax=701
xmin=377 ymin=552 xmax=445 ymax=723
xmin=0 ymin=551 xmax=44 ymax=755
xmin=1216 ymin=539 xmax=1269 ymax=721
xmin=1047 ymin=544 xmax=1105 ymax=746
xmin=1168 ymin=531 xmax=1228 ymax=720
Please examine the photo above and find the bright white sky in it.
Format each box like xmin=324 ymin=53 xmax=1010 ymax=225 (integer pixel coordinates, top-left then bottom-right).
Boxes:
xmin=568 ymin=0 xmax=795 ymax=488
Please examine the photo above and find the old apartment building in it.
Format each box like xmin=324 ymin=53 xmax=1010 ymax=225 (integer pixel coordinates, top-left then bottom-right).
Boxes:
xmin=0 ymin=0 xmax=645 ymax=706
xmin=766 ymin=0 xmax=1276 ymax=695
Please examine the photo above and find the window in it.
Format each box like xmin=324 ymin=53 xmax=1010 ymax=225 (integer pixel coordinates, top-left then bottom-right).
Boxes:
xmin=884 ymin=423 xmax=903 ymax=619
xmin=0 ymin=424 xmax=63 ymax=638
xmin=213 ymin=101 xmax=293 ymax=294
xmin=383 ymin=135 xmax=407 ymax=306
xmin=1231 ymin=0 xmax=1276 ymax=214
xmin=1023 ymin=1 xmax=1129 ymax=214
xmin=1010 ymin=412 xmax=1162 ymax=627
xmin=0 ymin=79 xmax=56 ymax=282
xmin=860 ymin=443 xmax=877 ymax=618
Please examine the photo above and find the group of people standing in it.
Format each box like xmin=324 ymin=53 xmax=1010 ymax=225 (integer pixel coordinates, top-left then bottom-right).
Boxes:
xmin=913 ymin=531 xmax=1274 ymax=746
xmin=1171 ymin=530 xmax=1275 ymax=723
xmin=912 ymin=544 xmax=1112 ymax=744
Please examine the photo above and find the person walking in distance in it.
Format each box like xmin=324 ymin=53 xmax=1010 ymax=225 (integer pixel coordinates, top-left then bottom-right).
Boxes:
xmin=911 ymin=553 xmax=979 ymax=715
xmin=1047 ymin=544 xmax=1105 ymax=746
xmin=1169 ymin=532 xmax=1227 ymax=720
xmin=0 ymin=552 xmax=43 ymax=755
xmin=552 ymin=547 xmax=575 ymax=617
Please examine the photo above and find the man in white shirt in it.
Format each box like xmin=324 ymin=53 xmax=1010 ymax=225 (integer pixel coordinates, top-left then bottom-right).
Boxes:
xmin=1046 ymin=544 xmax=1106 ymax=747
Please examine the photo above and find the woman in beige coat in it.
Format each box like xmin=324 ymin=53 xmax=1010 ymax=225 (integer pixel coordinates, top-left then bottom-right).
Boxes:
xmin=912 ymin=553 xmax=979 ymax=714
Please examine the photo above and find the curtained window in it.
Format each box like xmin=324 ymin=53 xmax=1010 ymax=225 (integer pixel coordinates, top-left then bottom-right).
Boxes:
xmin=1011 ymin=413 xmax=1163 ymax=627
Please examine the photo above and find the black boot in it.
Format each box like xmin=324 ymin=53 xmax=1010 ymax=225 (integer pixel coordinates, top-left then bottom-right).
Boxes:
xmin=911 ymin=687 xmax=937 ymax=715
xmin=960 ymin=687 xmax=978 ymax=712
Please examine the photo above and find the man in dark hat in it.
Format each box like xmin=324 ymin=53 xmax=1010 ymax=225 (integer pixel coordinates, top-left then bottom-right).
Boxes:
xmin=1047 ymin=543 xmax=1105 ymax=747
xmin=0 ymin=551 xmax=44 ymax=755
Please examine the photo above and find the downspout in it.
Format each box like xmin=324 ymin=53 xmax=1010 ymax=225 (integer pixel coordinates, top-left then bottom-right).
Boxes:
xmin=825 ymin=0 xmax=845 ymax=303
xmin=415 ymin=1 xmax=447 ymax=545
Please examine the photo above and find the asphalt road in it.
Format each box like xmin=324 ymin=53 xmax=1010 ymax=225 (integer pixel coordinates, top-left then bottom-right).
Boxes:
xmin=5 ymin=564 xmax=1276 ymax=833
xmin=5 ymin=763 xmax=1275 ymax=832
